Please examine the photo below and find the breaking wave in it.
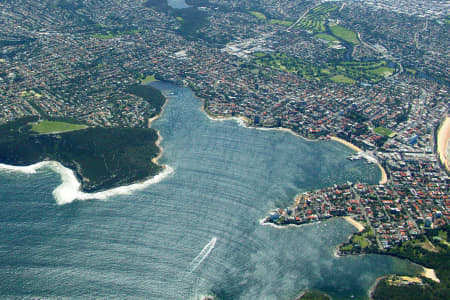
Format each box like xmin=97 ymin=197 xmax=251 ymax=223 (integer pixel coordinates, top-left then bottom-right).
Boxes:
xmin=0 ymin=161 xmax=174 ymax=205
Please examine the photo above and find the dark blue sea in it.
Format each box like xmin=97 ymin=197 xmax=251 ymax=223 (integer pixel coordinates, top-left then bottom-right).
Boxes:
xmin=0 ymin=82 xmax=420 ymax=299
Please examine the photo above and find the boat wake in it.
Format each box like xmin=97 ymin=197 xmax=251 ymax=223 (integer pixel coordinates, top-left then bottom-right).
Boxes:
xmin=0 ymin=161 xmax=174 ymax=205
xmin=189 ymin=237 xmax=217 ymax=273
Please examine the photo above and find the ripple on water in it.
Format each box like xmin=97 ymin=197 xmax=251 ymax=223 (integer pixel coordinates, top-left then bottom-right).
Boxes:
xmin=0 ymin=82 xmax=421 ymax=299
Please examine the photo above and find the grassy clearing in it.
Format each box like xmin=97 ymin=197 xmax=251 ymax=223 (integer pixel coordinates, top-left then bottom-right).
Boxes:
xmin=92 ymin=33 xmax=117 ymax=39
xmin=352 ymin=234 xmax=369 ymax=249
xmin=406 ymin=68 xmax=417 ymax=75
xmin=252 ymin=52 xmax=267 ymax=58
xmin=370 ymin=66 xmax=395 ymax=77
xmin=314 ymin=33 xmax=338 ymax=42
xmin=92 ymin=29 xmax=138 ymax=39
xmin=329 ymin=25 xmax=359 ymax=45
xmin=32 ymin=120 xmax=88 ymax=134
xmin=253 ymin=53 xmax=321 ymax=78
xmin=252 ymin=52 xmax=266 ymax=58
xmin=330 ymin=75 xmax=355 ymax=84
xmin=269 ymin=19 xmax=293 ymax=27
xmin=141 ymin=74 xmax=157 ymax=84
xmin=374 ymin=126 xmax=395 ymax=137
xmin=249 ymin=11 xmax=266 ymax=20
xmin=330 ymin=60 xmax=394 ymax=83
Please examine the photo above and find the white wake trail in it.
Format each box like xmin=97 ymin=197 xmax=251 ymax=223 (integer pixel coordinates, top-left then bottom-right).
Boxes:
xmin=189 ymin=237 xmax=217 ymax=272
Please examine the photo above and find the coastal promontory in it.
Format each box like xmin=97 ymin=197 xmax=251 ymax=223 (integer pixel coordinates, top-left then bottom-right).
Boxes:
xmin=0 ymin=84 xmax=166 ymax=193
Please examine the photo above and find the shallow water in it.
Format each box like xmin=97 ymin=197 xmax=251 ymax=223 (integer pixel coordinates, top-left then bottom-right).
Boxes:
xmin=0 ymin=82 xmax=420 ymax=299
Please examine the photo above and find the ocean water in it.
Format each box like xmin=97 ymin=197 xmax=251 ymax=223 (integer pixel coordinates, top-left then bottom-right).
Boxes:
xmin=0 ymin=82 xmax=420 ymax=299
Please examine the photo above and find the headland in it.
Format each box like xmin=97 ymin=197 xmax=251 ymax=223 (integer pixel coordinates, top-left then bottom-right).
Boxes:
xmin=0 ymin=84 xmax=169 ymax=196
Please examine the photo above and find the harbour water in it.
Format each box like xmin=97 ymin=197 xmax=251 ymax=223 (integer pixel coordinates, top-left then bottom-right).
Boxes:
xmin=0 ymin=82 xmax=420 ymax=299
xmin=168 ymin=0 xmax=190 ymax=9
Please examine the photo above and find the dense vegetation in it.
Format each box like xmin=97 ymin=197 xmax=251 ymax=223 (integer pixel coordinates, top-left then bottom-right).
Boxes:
xmin=126 ymin=84 xmax=166 ymax=117
xmin=298 ymin=290 xmax=331 ymax=300
xmin=144 ymin=0 xmax=209 ymax=40
xmin=0 ymin=118 xmax=163 ymax=192
xmin=372 ymin=225 xmax=450 ymax=299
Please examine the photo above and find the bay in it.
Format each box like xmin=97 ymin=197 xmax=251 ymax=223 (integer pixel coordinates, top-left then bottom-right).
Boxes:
xmin=0 ymin=82 xmax=420 ymax=299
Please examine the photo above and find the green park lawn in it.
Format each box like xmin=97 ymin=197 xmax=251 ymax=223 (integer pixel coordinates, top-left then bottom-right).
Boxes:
xmin=369 ymin=66 xmax=395 ymax=77
xmin=269 ymin=19 xmax=293 ymax=27
xmin=32 ymin=120 xmax=88 ymax=134
xmin=249 ymin=11 xmax=266 ymax=20
xmin=329 ymin=25 xmax=359 ymax=45
xmin=314 ymin=33 xmax=338 ymax=42
xmin=141 ymin=74 xmax=157 ymax=84
xmin=374 ymin=126 xmax=396 ymax=137
xmin=330 ymin=75 xmax=355 ymax=84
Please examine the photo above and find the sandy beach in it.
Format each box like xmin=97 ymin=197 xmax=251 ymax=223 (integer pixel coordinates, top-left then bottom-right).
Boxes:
xmin=151 ymin=129 xmax=164 ymax=165
xmin=147 ymin=92 xmax=169 ymax=128
xmin=330 ymin=136 xmax=388 ymax=185
xmin=437 ymin=116 xmax=450 ymax=172
xmin=368 ymin=275 xmax=388 ymax=298
xmin=343 ymin=216 xmax=365 ymax=232
xmin=330 ymin=136 xmax=363 ymax=152
xmin=422 ymin=267 xmax=440 ymax=283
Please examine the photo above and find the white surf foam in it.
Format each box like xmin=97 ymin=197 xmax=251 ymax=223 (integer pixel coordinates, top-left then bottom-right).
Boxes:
xmin=0 ymin=161 xmax=50 ymax=174
xmin=0 ymin=161 xmax=174 ymax=205
xmin=258 ymin=218 xmax=319 ymax=229
xmin=205 ymin=114 xmax=247 ymax=127
xmin=189 ymin=237 xmax=217 ymax=272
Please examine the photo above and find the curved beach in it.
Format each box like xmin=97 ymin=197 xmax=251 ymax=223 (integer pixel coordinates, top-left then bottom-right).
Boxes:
xmin=437 ymin=116 xmax=450 ymax=172
xmin=330 ymin=136 xmax=388 ymax=184
xmin=343 ymin=216 xmax=365 ymax=232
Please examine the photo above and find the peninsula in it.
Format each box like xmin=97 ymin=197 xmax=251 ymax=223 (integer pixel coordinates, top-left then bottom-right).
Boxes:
xmin=0 ymin=84 xmax=166 ymax=193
